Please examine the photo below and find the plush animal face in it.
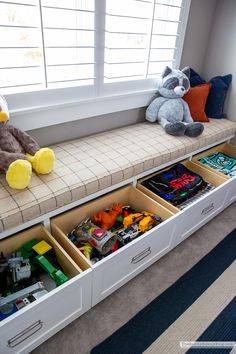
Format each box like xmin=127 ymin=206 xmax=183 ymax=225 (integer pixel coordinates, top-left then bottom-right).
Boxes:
xmin=158 ymin=66 xmax=190 ymax=99
xmin=0 ymin=95 xmax=9 ymax=123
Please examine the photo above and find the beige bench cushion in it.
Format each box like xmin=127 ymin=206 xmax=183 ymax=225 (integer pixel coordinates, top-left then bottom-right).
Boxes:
xmin=0 ymin=118 xmax=236 ymax=233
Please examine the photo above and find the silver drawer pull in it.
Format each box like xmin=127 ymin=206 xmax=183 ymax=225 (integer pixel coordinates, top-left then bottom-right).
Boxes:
xmin=7 ymin=320 xmax=43 ymax=348
xmin=201 ymin=203 xmax=214 ymax=215
xmin=131 ymin=247 xmax=151 ymax=264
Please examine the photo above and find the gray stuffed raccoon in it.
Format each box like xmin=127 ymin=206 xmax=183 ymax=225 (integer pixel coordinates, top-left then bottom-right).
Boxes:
xmin=146 ymin=66 xmax=204 ymax=137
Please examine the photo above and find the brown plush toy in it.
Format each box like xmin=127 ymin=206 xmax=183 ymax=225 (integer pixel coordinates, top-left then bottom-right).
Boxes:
xmin=0 ymin=94 xmax=55 ymax=189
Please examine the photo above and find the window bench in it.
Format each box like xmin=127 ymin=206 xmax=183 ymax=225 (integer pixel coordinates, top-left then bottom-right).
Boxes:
xmin=0 ymin=118 xmax=236 ymax=238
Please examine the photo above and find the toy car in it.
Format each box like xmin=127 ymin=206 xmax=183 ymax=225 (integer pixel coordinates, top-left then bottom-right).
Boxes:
xmin=116 ymin=224 xmax=140 ymax=245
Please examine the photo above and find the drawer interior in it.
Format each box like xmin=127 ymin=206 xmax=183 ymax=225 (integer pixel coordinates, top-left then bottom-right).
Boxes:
xmin=0 ymin=225 xmax=81 ymax=278
xmin=0 ymin=225 xmax=82 ymax=322
xmin=192 ymin=143 xmax=236 ymax=178
xmin=137 ymin=160 xmax=227 ymax=213
xmin=51 ymin=185 xmax=174 ymax=267
xmin=182 ymin=160 xmax=227 ymax=186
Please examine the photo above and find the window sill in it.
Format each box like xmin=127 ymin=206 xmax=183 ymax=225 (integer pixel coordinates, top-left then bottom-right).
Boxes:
xmin=10 ymin=89 xmax=157 ymax=131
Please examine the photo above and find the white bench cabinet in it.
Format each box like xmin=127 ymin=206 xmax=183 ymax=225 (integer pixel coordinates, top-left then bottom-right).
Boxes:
xmin=0 ymin=225 xmax=92 ymax=354
xmin=51 ymin=186 xmax=177 ymax=306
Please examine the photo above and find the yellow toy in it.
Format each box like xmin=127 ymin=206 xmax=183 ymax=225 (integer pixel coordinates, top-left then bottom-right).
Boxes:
xmin=139 ymin=216 xmax=154 ymax=232
xmin=123 ymin=213 xmax=143 ymax=228
xmin=78 ymin=242 xmax=93 ymax=260
xmin=32 ymin=240 xmax=53 ymax=255
xmin=0 ymin=94 xmax=54 ymax=189
xmin=123 ymin=211 xmax=158 ymax=232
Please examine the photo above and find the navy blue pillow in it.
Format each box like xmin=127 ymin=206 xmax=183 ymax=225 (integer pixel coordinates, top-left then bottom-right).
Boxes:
xmin=205 ymin=74 xmax=232 ymax=118
xmin=189 ymin=68 xmax=232 ymax=119
xmin=189 ymin=68 xmax=205 ymax=87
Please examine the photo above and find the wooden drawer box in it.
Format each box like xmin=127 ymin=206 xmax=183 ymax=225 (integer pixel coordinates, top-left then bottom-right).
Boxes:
xmin=137 ymin=160 xmax=230 ymax=246
xmin=192 ymin=143 xmax=236 ymax=207
xmin=51 ymin=185 xmax=176 ymax=306
xmin=0 ymin=225 xmax=92 ymax=354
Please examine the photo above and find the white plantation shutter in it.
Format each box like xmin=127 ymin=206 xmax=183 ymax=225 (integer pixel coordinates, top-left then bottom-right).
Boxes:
xmin=0 ymin=0 xmax=189 ymax=94
xmin=104 ymin=0 xmax=186 ymax=82
xmin=0 ymin=0 xmax=43 ymax=92
xmin=0 ymin=0 xmax=95 ymax=93
xmin=104 ymin=0 xmax=153 ymax=82
xmin=41 ymin=0 xmax=95 ymax=88
xmin=148 ymin=0 xmax=185 ymax=77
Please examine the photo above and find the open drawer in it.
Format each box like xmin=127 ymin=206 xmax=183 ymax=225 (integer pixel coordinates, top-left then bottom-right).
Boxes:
xmin=192 ymin=143 xmax=236 ymax=207
xmin=51 ymin=185 xmax=176 ymax=306
xmin=137 ymin=160 xmax=230 ymax=246
xmin=0 ymin=225 xmax=92 ymax=354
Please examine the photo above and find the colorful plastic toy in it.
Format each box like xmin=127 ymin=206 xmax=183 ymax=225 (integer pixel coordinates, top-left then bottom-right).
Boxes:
xmin=93 ymin=203 xmax=123 ymax=230
xmin=68 ymin=205 xmax=163 ymax=260
xmin=20 ymin=239 xmax=69 ymax=286
xmin=32 ymin=240 xmax=52 ymax=255
xmin=0 ymin=239 xmax=69 ymax=321
xmin=0 ymin=281 xmax=45 ymax=308
xmin=74 ymin=219 xmax=117 ymax=255
xmin=123 ymin=213 xmax=143 ymax=228
xmin=123 ymin=211 xmax=162 ymax=232
xmin=139 ymin=216 xmax=154 ymax=232
xmin=116 ymin=224 xmax=140 ymax=245
xmin=8 ymin=254 xmax=31 ymax=283
xmin=34 ymin=255 xmax=68 ymax=286
xmin=0 ymin=282 xmax=46 ymax=321
xmin=78 ymin=242 xmax=93 ymax=260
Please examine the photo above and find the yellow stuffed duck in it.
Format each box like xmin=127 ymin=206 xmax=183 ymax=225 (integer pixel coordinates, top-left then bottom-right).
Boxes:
xmin=0 ymin=94 xmax=54 ymax=189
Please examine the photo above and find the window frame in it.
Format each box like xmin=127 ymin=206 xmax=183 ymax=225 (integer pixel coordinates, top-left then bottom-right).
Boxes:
xmin=3 ymin=0 xmax=191 ymax=131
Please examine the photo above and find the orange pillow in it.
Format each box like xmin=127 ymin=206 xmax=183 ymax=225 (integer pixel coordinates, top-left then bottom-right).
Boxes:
xmin=183 ymin=83 xmax=212 ymax=122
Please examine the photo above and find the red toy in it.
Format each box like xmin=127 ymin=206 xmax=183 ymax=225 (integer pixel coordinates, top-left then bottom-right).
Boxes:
xmin=92 ymin=203 xmax=123 ymax=230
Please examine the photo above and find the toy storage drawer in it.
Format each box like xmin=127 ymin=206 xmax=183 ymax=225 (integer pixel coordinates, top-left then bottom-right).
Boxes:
xmin=193 ymin=144 xmax=236 ymax=207
xmin=192 ymin=143 xmax=236 ymax=208
xmin=92 ymin=216 xmax=175 ymax=305
xmin=137 ymin=161 xmax=229 ymax=245
xmin=192 ymin=143 xmax=236 ymax=177
xmin=170 ymin=162 xmax=230 ymax=245
xmin=0 ymin=225 xmax=92 ymax=354
xmin=51 ymin=186 xmax=176 ymax=306
xmin=224 ymin=176 xmax=236 ymax=207
xmin=174 ymin=181 xmax=230 ymax=245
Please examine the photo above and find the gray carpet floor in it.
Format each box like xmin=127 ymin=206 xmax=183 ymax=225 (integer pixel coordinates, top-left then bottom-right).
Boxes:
xmin=32 ymin=202 xmax=236 ymax=354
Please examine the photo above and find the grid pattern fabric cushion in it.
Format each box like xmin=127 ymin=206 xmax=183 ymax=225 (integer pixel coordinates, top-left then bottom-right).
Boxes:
xmin=0 ymin=118 xmax=236 ymax=232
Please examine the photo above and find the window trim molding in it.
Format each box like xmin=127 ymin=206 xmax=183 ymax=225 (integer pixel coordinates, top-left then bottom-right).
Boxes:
xmin=10 ymin=88 xmax=157 ymax=131
xmin=174 ymin=0 xmax=191 ymax=69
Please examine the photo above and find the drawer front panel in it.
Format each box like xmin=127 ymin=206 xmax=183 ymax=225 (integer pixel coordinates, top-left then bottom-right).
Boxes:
xmin=92 ymin=219 xmax=175 ymax=306
xmin=224 ymin=177 xmax=236 ymax=207
xmin=173 ymin=183 xmax=229 ymax=246
xmin=0 ymin=271 xmax=92 ymax=354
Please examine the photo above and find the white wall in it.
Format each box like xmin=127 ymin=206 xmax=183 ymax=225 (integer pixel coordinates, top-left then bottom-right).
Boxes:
xmin=203 ymin=0 xmax=236 ymax=123
xmin=28 ymin=107 xmax=146 ymax=146
xmin=180 ymin=0 xmax=217 ymax=73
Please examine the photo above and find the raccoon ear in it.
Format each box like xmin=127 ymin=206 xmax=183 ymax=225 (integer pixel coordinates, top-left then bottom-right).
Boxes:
xmin=162 ymin=66 xmax=172 ymax=78
xmin=182 ymin=66 xmax=190 ymax=79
